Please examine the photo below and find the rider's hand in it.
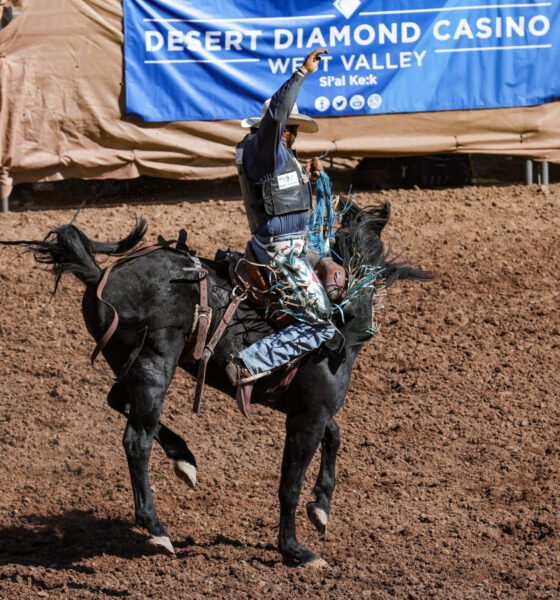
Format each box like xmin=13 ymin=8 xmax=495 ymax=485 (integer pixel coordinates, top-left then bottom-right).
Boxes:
xmin=302 ymin=49 xmax=329 ymax=74
xmin=306 ymin=157 xmax=323 ymax=182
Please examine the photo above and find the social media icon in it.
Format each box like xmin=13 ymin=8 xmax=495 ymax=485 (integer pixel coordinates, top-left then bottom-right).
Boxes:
xmin=332 ymin=96 xmax=348 ymax=111
xmin=349 ymin=94 xmax=365 ymax=110
xmin=315 ymin=96 xmax=330 ymax=112
xmin=367 ymin=94 xmax=382 ymax=110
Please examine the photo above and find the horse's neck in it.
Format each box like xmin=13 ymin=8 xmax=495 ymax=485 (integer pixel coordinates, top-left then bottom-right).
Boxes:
xmin=342 ymin=339 xmax=364 ymax=365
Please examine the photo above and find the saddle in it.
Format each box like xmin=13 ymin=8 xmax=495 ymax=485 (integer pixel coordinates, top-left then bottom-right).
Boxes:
xmin=228 ymin=244 xmax=275 ymax=309
xmin=222 ymin=244 xmax=290 ymax=327
xmin=215 ymin=244 xmax=346 ymax=317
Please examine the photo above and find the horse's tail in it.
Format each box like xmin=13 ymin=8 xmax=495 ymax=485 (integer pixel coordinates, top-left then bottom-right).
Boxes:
xmin=88 ymin=218 xmax=147 ymax=256
xmin=0 ymin=219 xmax=147 ymax=291
xmin=383 ymin=259 xmax=434 ymax=288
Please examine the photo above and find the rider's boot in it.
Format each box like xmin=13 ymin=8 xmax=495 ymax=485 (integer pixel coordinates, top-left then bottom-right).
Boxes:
xmin=225 ymin=357 xmax=275 ymax=418
xmin=225 ymin=358 xmax=254 ymax=418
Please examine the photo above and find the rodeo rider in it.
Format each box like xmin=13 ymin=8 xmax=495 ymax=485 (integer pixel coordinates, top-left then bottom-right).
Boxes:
xmin=226 ymin=48 xmax=337 ymax=392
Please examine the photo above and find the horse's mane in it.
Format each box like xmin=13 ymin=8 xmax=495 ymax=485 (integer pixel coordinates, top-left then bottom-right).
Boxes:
xmin=336 ymin=201 xmax=432 ymax=287
xmin=337 ymin=204 xmax=385 ymax=267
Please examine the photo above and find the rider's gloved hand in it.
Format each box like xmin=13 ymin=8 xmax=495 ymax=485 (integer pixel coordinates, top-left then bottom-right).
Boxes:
xmin=302 ymin=48 xmax=329 ymax=74
xmin=305 ymin=157 xmax=323 ymax=182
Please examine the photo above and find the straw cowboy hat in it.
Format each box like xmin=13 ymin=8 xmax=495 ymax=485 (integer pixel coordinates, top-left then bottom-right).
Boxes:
xmin=240 ymin=99 xmax=319 ymax=133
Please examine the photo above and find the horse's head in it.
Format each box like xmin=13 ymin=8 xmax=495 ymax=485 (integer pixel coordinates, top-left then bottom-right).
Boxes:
xmin=339 ymin=198 xmax=391 ymax=236
xmin=332 ymin=200 xmax=432 ymax=347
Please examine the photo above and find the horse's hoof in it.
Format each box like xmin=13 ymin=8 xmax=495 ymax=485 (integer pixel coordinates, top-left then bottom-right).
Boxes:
xmin=173 ymin=460 xmax=197 ymax=489
xmin=147 ymin=535 xmax=175 ymax=556
xmin=306 ymin=504 xmax=328 ymax=535
xmin=306 ymin=557 xmax=329 ymax=569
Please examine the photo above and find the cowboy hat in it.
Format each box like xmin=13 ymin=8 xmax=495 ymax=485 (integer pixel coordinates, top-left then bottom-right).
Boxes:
xmin=240 ymin=99 xmax=319 ymax=133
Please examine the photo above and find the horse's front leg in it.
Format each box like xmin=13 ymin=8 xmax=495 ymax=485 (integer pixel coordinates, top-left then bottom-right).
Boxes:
xmin=108 ymin=382 xmax=197 ymax=488
xmin=278 ymin=408 xmax=328 ymax=567
xmin=306 ymin=417 xmax=340 ymax=535
xmin=122 ymin=355 xmax=177 ymax=555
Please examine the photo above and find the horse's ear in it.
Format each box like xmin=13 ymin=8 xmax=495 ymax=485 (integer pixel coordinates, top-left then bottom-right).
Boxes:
xmin=371 ymin=202 xmax=391 ymax=236
xmin=380 ymin=201 xmax=391 ymax=225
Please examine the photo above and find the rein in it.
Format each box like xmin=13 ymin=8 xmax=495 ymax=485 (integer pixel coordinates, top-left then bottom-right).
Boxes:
xmin=307 ymin=171 xmax=336 ymax=259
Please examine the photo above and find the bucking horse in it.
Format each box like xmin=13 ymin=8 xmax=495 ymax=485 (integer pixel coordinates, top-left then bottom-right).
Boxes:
xmin=2 ymin=200 xmax=431 ymax=567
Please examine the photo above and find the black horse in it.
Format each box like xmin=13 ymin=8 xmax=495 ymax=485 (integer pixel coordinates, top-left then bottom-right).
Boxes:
xmin=3 ymin=201 xmax=430 ymax=567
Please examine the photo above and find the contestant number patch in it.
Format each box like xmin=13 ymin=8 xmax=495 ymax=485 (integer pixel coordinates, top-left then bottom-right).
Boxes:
xmin=277 ymin=171 xmax=299 ymax=190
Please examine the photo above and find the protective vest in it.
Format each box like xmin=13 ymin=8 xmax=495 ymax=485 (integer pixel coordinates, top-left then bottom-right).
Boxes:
xmin=236 ymin=134 xmax=313 ymax=234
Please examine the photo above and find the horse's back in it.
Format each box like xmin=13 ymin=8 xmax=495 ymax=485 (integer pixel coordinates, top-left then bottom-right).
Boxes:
xmin=81 ymin=249 xmax=204 ymax=349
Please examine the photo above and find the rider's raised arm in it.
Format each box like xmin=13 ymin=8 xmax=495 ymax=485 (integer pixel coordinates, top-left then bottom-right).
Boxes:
xmin=244 ymin=49 xmax=328 ymax=182
xmin=243 ymin=70 xmax=307 ymax=182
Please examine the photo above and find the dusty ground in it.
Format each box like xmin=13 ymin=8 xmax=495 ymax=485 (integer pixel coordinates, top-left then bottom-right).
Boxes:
xmin=0 ymin=177 xmax=558 ymax=599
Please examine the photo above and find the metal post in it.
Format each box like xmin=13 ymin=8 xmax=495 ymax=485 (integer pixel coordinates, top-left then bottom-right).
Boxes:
xmin=0 ymin=168 xmax=12 ymax=213
xmin=541 ymin=161 xmax=549 ymax=185
xmin=524 ymin=159 xmax=533 ymax=185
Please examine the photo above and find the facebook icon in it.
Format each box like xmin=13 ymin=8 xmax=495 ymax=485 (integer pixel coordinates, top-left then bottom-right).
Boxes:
xmin=314 ymin=96 xmax=330 ymax=112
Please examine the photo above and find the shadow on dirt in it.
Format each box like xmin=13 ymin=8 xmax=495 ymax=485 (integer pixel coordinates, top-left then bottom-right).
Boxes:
xmin=0 ymin=510 xmax=150 ymax=569
xmin=9 ymin=176 xmax=244 ymax=212
xmin=0 ymin=512 xmax=281 ymax=570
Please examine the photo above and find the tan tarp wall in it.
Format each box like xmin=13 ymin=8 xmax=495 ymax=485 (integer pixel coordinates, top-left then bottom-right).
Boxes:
xmin=2 ymin=0 xmax=560 ymax=199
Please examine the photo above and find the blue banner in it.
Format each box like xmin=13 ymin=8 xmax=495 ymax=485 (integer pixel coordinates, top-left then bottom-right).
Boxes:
xmin=123 ymin=0 xmax=560 ymax=122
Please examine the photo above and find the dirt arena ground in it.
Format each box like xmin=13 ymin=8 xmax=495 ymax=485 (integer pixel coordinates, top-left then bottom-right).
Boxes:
xmin=0 ymin=176 xmax=558 ymax=599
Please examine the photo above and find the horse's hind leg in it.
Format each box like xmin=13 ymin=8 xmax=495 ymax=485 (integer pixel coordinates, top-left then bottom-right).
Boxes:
xmin=306 ymin=417 xmax=340 ymax=535
xmin=121 ymin=353 xmax=179 ymax=556
xmin=108 ymin=382 xmax=197 ymax=488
